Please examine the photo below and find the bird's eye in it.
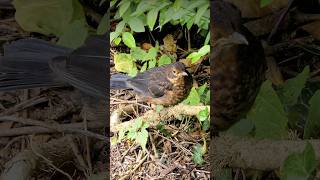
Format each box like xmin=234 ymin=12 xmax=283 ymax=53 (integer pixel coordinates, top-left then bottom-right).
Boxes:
xmin=172 ymin=69 xmax=177 ymax=74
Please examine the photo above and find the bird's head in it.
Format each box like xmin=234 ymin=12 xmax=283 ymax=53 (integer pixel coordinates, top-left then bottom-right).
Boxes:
xmin=167 ymin=62 xmax=189 ymax=82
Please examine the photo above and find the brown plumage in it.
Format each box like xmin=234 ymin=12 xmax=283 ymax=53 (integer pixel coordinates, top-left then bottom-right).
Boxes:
xmin=211 ymin=0 xmax=267 ymax=132
xmin=110 ymin=62 xmax=193 ymax=106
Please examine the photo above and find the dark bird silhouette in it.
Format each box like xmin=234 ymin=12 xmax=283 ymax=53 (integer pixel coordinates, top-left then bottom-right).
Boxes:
xmin=110 ymin=62 xmax=193 ymax=106
xmin=0 ymin=35 xmax=108 ymax=98
xmin=211 ymin=0 xmax=267 ymax=132
xmin=0 ymin=35 xmax=109 ymax=121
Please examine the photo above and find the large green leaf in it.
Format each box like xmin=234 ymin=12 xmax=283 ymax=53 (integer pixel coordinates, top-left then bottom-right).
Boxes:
xmin=278 ymin=66 xmax=310 ymax=107
xmin=304 ymin=90 xmax=320 ymax=139
xmin=281 ymin=142 xmax=316 ymax=180
xmin=13 ymin=0 xmax=87 ymax=48
xmin=247 ymin=80 xmax=288 ymax=139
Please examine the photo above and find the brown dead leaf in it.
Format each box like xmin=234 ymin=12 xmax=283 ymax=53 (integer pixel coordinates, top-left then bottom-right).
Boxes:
xmin=163 ymin=140 xmax=172 ymax=154
xmin=141 ymin=43 xmax=153 ymax=50
xmin=266 ymin=57 xmax=284 ymax=86
xmin=163 ymin=34 xmax=177 ymax=53
xmin=301 ymin=21 xmax=320 ymax=40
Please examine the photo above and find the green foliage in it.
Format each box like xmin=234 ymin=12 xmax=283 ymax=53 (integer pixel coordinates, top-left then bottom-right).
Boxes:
xmin=281 ymin=142 xmax=316 ymax=180
xmin=156 ymin=123 xmax=172 ymax=137
xmin=114 ymin=53 xmax=138 ymax=76
xmin=226 ymin=118 xmax=254 ymax=137
xmin=278 ymin=66 xmax=310 ymax=107
xmin=118 ymin=118 xmax=150 ymax=151
xmin=111 ymin=0 xmax=209 ymax=44
xmin=260 ymin=0 xmax=273 ymax=7
xmin=183 ymin=84 xmax=210 ymax=106
xmin=13 ymin=0 xmax=88 ymax=48
xmin=247 ymin=80 xmax=288 ymax=139
xmin=97 ymin=11 xmax=109 ymax=35
xmin=196 ymin=107 xmax=210 ymax=131
xmin=187 ymin=45 xmax=210 ymax=64
xmin=304 ymin=90 xmax=320 ymax=139
xmin=192 ymin=143 xmax=206 ymax=165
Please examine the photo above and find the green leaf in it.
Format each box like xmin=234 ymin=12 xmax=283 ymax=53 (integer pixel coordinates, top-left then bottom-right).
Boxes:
xmin=119 ymin=1 xmax=131 ymax=17
xmin=114 ymin=53 xmax=138 ymax=76
xmin=140 ymin=62 xmax=148 ymax=72
xmin=226 ymin=118 xmax=254 ymax=137
xmin=131 ymin=47 xmax=149 ymax=61
xmin=57 ymin=19 xmax=88 ymax=48
xmin=122 ymin=32 xmax=136 ymax=48
xmin=148 ymin=59 xmax=157 ymax=69
xmin=128 ymin=17 xmax=145 ymax=32
xmin=197 ymin=107 xmax=209 ymax=122
xmin=278 ymin=66 xmax=310 ymax=107
xmin=147 ymin=9 xmax=158 ymax=30
xmin=183 ymin=87 xmax=200 ymax=105
xmin=158 ymin=55 xmax=172 ymax=66
xmin=281 ymin=142 xmax=316 ymax=180
xmin=173 ymin=0 xmax=182 ymax=10
xmin=13 ymin=0 xmax=86 ymax=37
xmin=97 ymin=12 xmax=109 ymax=35
xmin=156 ymin=105 xmax=164 ymax=113
xmin=131 ymin=0 xmax=155 ymax=16
xmin=247 ymin=80 xmax=288 ymax=139
xmin=192 ymin=144 xmax=205 ymax=165
xmin=114 ymin=37 xmax=122 ymax=45
xmin=118 ymin=128 xmax=126 ymax=142
xmin=132 ymin=118 xmax=143 ymax=131
xmin=205 ymin=90 xmax=210 ymax=105
xmin=136 ymin=128 xmax=149 ymax=151
xmin=304 ymin=90 xmax=320 ymax=139
xmin=197 ymin=83 xmax=207 ymax=96
xmin=146 ymin=47 xmax=158 ymax=60
xmin=260 ymin=0 xmax=273 ymax=7
xmin=194 ymin=3 xmax=208 ymax=25
xmin=156 ymin=123 xmax=171 ymax=137
xmin=187 ymin=45 xmax=209 ymax=63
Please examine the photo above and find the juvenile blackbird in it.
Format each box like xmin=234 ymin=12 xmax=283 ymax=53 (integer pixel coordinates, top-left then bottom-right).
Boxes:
xmin=110 ymin=62 xmax=193 ymax=106
xmin=211 ymin=0 xmax=267 ymax=132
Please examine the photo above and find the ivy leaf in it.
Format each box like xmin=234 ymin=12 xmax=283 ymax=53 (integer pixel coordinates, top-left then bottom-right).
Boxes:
xmin=278 ymin=66 xmax=310 ymax=107
xmin=136 ymin=128 xmax=149 ymax=151
xmin=147 ymin=9 xmax=158 ymax=30
xmin=114 ymin=53 xmax=138 ymax=76
xmin=226 ymin=118 xmax=254 ymax=137
xmin=304 ymin=90 xmax=320 ymax=139
xmin=183 ymin=87 xmax=200 ymax=105
xmin=57 ymin=19 xmax=88 ymax=48
xmin=192 ymin=144 xmax=205 ymax=165
xmin=128 ymin=16 xmax=145 ymax=32
xmin=197 ymin=107 xmax=209 ymax=122
xmin=158 ymin=55 xmax=172 ymax=66
xmin=122 ymin=32 xmax=136 ymax=48
xmin=247 ymin=80 xmax=288 ymax=139
xmin=97 ymin=12 xmax=109 ymax=35
xmin=118 ymin=1 xmax=131 ymax=17
xmin=281 ymin=142 xmax=316 ymax=180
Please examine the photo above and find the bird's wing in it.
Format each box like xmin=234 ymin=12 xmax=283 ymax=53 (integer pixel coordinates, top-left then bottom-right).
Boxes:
xmin=128 ymin=70 xmax=172 ymax=98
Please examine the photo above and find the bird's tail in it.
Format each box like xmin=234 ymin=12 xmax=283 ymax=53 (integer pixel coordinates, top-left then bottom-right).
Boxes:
xmin=0 ymin=39 xmax=72 ymax=91
xmin=110 ymin=74 xmax=131 ymax=89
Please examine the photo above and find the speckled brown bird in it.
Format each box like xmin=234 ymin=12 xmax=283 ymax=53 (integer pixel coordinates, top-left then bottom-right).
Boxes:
xmin=211 ymin=0 xmax=267 ymax=132
xmin=110 ymin=62 xmax=192 ymax=106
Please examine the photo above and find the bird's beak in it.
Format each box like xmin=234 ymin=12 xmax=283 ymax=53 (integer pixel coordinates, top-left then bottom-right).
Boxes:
xmin=230 ymin=32 xmax=248 ymax=45
xmin=181 ymin=72 xmax=188 ymax=76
